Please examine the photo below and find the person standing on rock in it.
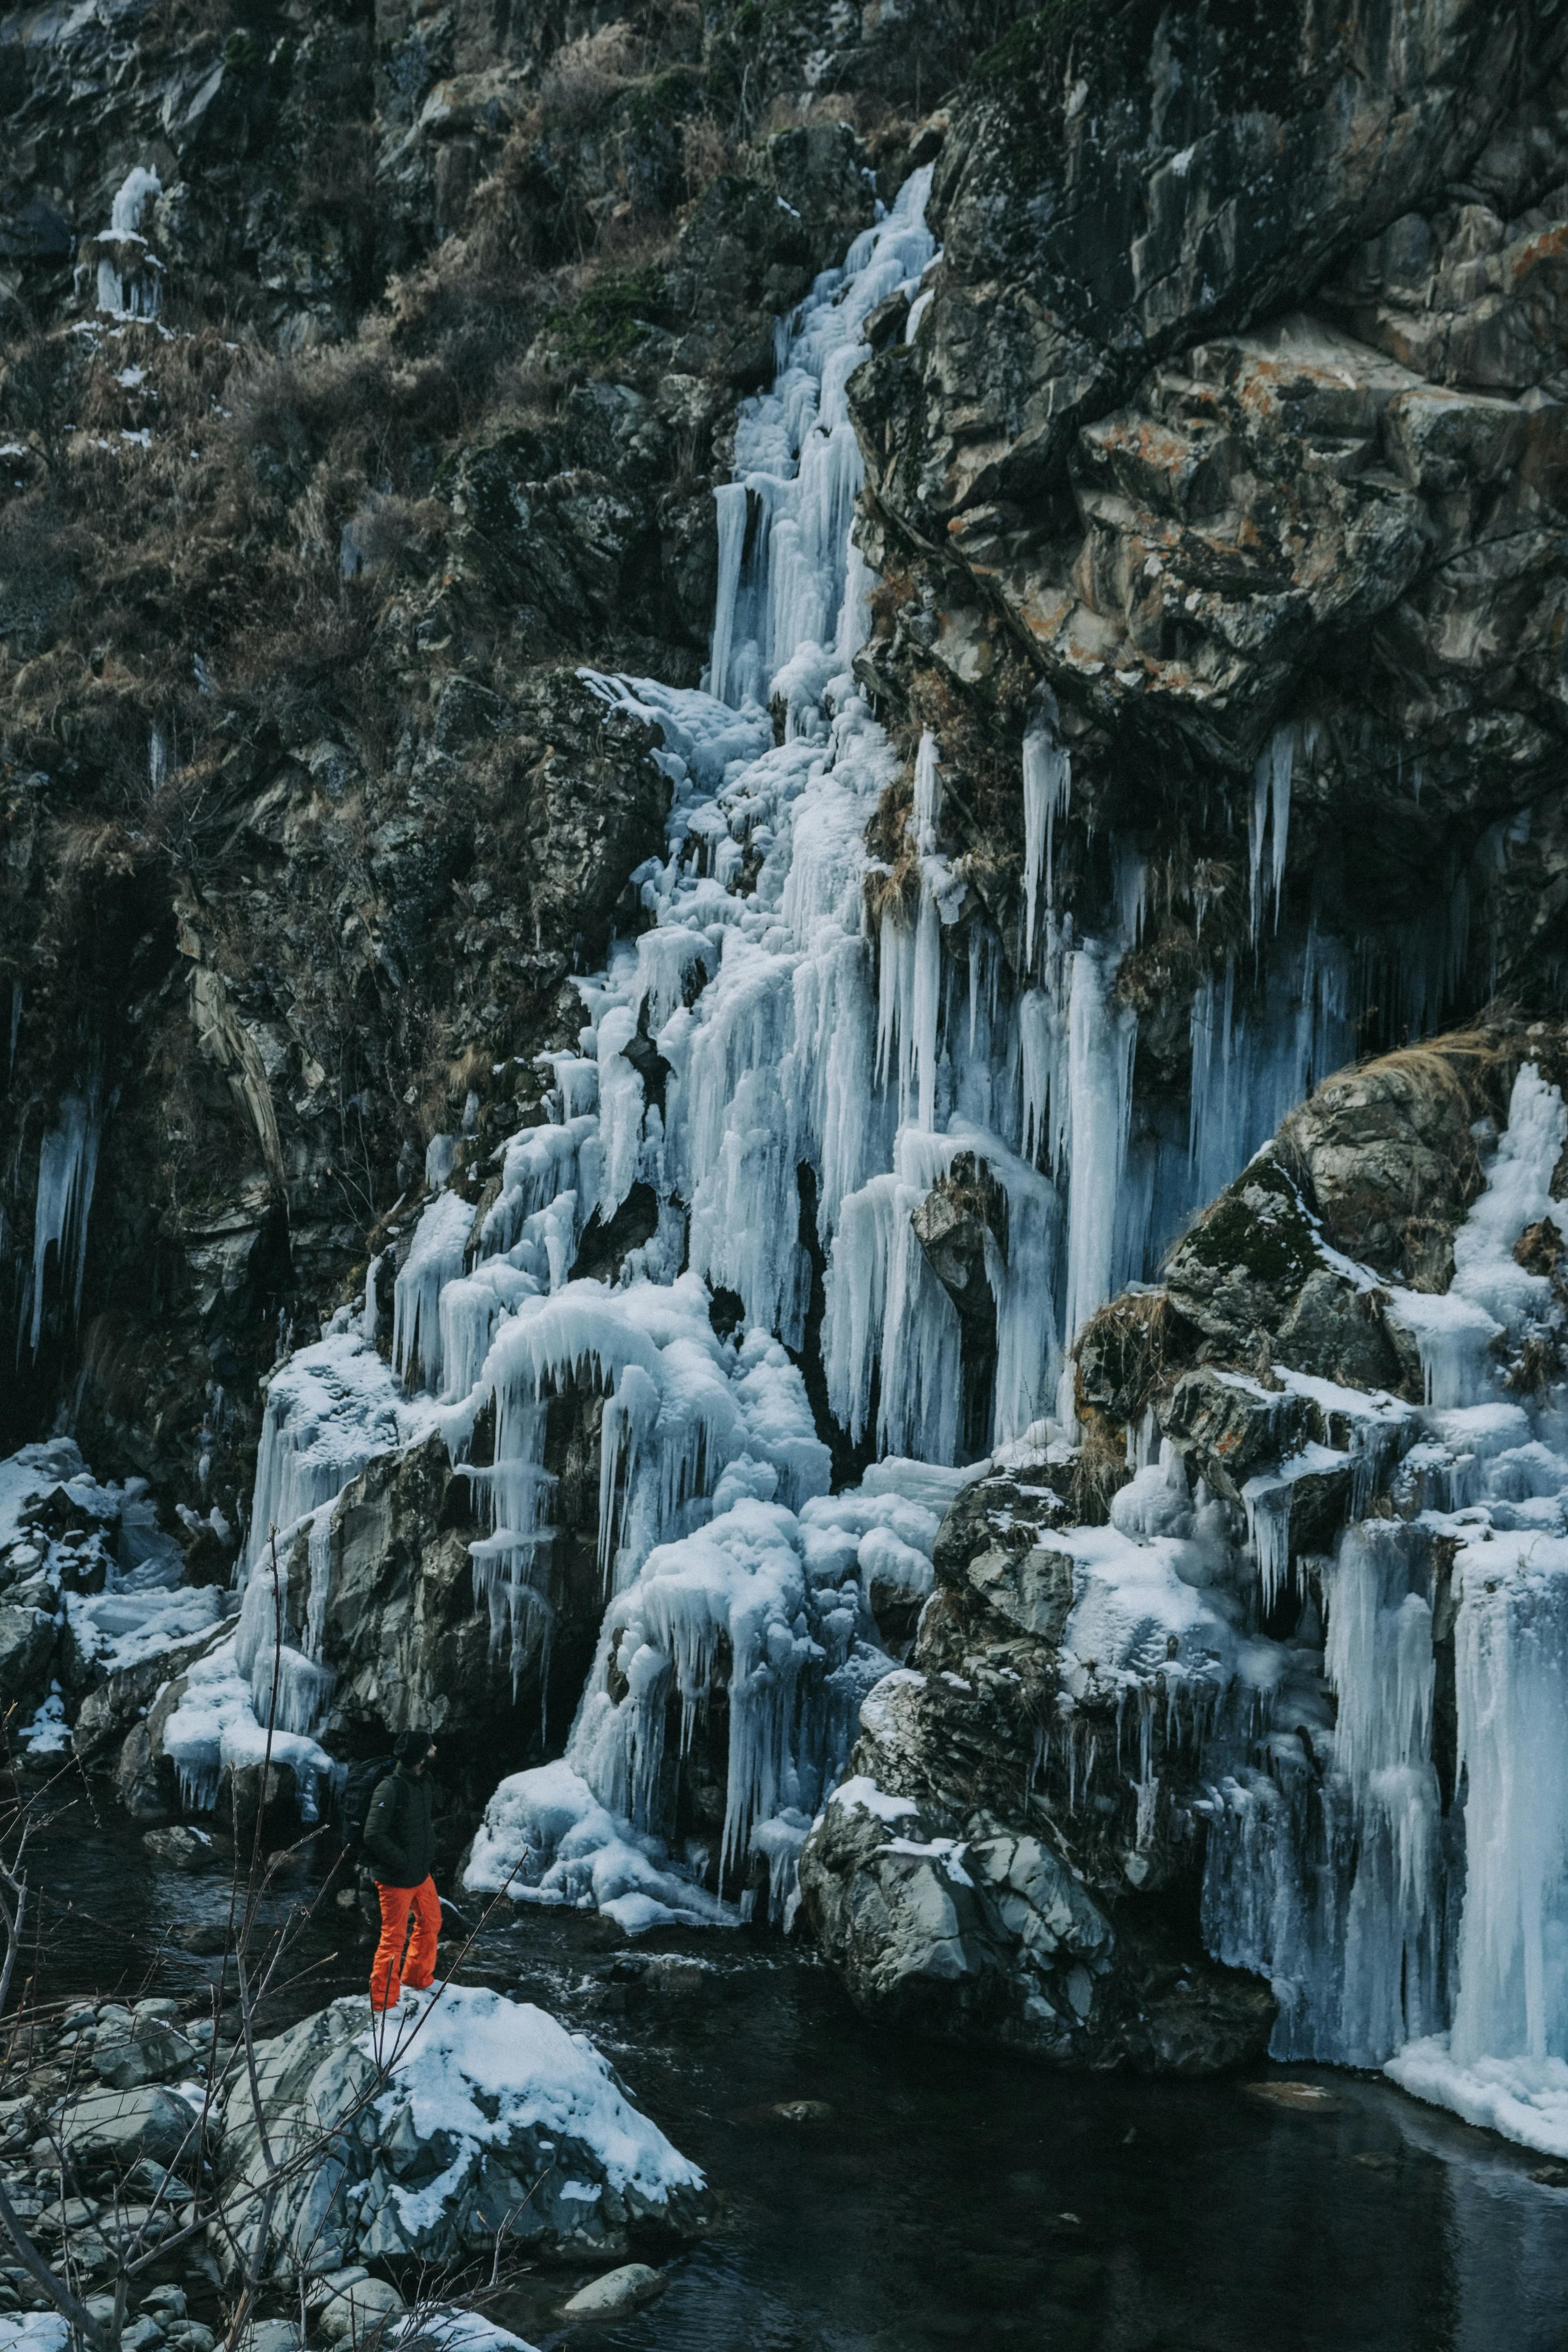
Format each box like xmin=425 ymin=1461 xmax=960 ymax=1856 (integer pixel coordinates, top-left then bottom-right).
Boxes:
xmin=365 ymin=1727 xmax=441 ymax=2013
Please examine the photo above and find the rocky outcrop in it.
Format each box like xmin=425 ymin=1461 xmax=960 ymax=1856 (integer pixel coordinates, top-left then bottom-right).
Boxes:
xmin=799 ymin=1461 xmax=1276 ymax=2070
xmin=804 ymin=1016 xmax=1568 ymax=2067
xmin=264 ymin=1419 xmax=608 ymax=1798
xmin=850 ymin=0 xmax=1568 ymax=1060
xmin=217 ymin=1987 xmax=712 ymax=2279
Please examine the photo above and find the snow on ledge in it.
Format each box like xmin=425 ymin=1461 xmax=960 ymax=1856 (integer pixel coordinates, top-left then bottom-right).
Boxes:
xmin=1386 ymin=2035 xmax=1568 ymax=2160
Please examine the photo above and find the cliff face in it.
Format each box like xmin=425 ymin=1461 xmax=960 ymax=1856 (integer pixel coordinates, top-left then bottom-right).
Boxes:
xmin=0 ymin=0 xmax=1002 ymax=1521
xmin=5 ymin=0 xmax=1568 ymax=2101
xmin=852 ymin=0 xmax=1568 ymax=993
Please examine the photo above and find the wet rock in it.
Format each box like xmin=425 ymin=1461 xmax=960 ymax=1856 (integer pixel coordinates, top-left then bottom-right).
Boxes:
xmin=800 ymin=1744 xmax=1270 ymax=2072
xmin=141 ymin=1826 xmax=216 ymax=1872
xmin=167 ymin=1922 xmax=231 ymax=1957
xmin=1244 ymin=2080 xmax=1341 ymax=2113
xmin=115 ymin=1722 xmax=176 ymax=1824
xmin=560 ymin=2262 xmax=664 ymax=2319
xmin=0 ymin=1602 xmax=56 ymax=1711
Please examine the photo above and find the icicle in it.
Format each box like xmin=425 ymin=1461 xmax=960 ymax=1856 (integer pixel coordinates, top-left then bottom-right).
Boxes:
xmin=21 ymin=1086 xmax=101 ymax=1359
xmin=1247 ymin=726 xmax=1295 ymax=940
xmin=392 ymin=1190 xmax=473 ymax=1392
xmin=912 ymin=889 xmax=941 ymax=1132
xmin=1062 ymin=947 xmax=1137 ymax=1342
xmin=1021 ymin=706 xmax=1071 ymax=964
xmin=361 ymin=1252 xmax=382 ymax=1345
xmin=707 ymin=482 xmax=749 ymax=703
xmin=913 ymin=731 xmax=941 ymax=851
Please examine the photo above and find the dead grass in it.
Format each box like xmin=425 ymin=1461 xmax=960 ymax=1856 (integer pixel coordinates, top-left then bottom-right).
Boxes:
xmin=1352 ymin=1028 xmax=1510 ymax=1109
xmin=1069 ymin=1413 xmax=1131 ymax=1525
xmin=1073 ymin=1287 xmax=1176 ymax=1427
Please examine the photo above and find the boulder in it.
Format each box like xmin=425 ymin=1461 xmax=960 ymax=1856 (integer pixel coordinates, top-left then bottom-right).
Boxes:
xmin=217 ymin=1987 xmax=712 ymax=2283
xmin=58 ymin=2086 xmax=200 ymax=2169
xmin=313 ymin=2271 xmax=405 ymax=2345
xmin=141 ymin=1825 xmax=216 ymax=1871
xmin=1276 ymin=1047 xmax=1500 ymax=1278
xmin=1163 ymin=1149 xmax=1326 ymax=1356
xmin=800 ymin=1750 xmax=1271 ymax=2072
xmin=0 ymin=1603 xmax=56 ymax=1710
xmin=560 ymin=2263 xmax=663 ymax=2319
xmin=92 ymin=2016 xmax=199 ymax=2091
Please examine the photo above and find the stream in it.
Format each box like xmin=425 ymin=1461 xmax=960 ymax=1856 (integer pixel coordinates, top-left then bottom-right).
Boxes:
xmin=27 ymin=1791 xmax=1568 ymax=2352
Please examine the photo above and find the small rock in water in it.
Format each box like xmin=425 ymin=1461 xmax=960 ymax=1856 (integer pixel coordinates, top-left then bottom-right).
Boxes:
xmin=1246 ymin=2080 xmax=1339 ymax=2112
xmin=168 ymin=1921 xmax=230 ymax=1955
xmin=771 ymin=2098 xmax=833 ymax=2125
xmin=1529 ymin=2160 xmax=1568 ymax=2188
xmin=143 ymin=1827 xmax=214 ymax=1872
xmin=561 ymin=2264 xmax=664 ymax=2319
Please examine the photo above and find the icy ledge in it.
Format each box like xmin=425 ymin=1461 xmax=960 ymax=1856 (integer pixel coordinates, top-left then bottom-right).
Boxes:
xmin=1386 ymin=2040 xmax=1568 ymax=2160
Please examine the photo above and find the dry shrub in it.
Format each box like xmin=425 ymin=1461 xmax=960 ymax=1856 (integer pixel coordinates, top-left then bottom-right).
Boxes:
xmin=1069 ymin=1414 xmax=1131 ymax=1525
xmin=1353 ymin=1029 xmax=1509 ymax=1115
xmin=0 ymin=490 xmax=88 ymax=652
xmin=342 ymin=490 xmax=445 ymax=575
xmin=763 ymin=89 xmax=858 ymax=134
xmin=1073 ymin=1287 xmax=1175 ymax=1428
xmin=681 ymin=111 xmax=731 ymax=196
xmin=539 ymin=22 xmax=644 ymax=126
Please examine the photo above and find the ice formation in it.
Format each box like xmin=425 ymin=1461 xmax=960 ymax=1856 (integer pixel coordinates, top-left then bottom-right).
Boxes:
xmin=192 ymin=167 xmax=1568 ymax=2152
xmin=95 ymin=167 xmax=162 ymax=318
xmin=1193 ymin=1065 xmax=1568 ymax=2152
xmin=19 ymin=1087 xmax=101 ymax=1358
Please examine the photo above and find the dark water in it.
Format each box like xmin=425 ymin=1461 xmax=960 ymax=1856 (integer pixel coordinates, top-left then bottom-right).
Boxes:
xmin=25 ymin=1789 xmax=1568 ymax=2352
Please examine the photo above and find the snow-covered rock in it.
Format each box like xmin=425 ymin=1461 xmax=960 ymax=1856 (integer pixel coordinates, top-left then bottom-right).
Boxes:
xmin=217 ymin=1985 xmax=711 ymax=2281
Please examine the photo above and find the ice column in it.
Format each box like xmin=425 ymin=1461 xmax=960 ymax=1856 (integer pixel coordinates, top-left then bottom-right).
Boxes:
xmin=96 ymin=167 xmax=163 ymax=318
xmin=22 ymin=1089 xmax=101 ymax=1358
xmin=1450 ymin=1538 xmax=1568 ymax=2066
xmin=1021 ymin=706 xmax=1071 ymax=966
xmin=1062 ymin=947 xmax=1137 ymax=1342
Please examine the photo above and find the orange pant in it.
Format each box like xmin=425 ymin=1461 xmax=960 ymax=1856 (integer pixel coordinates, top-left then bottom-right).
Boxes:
xmin=371 ymin=1874 xmax=441 ymax=2011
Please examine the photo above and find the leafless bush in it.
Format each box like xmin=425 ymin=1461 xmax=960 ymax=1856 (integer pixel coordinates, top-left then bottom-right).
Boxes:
xmin=0 ymin=1542 xmax=525 ymax=2352
xmin=680 ymin=112 xmax=730 ymax=199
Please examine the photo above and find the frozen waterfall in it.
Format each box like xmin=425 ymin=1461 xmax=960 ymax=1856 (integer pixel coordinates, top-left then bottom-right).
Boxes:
xmin=95 ymin=166 xmax=163 ymax=319
xmin=203 ymin=163 xmax=1568 ymax=2153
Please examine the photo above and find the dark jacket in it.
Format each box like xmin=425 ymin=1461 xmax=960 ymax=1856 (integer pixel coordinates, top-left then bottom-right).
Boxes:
xmin=363 ymin=1764 xmax=437 ymax=1888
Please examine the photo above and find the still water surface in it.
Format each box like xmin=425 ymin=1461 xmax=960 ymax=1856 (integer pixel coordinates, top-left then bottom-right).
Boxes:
xmin=28 ymin=1795 xmax=1568 ymax=2352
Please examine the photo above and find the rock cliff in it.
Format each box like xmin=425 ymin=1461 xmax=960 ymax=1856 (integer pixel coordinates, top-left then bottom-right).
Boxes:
xmin=4 ymin=0 xmax=1568 ymax=2118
